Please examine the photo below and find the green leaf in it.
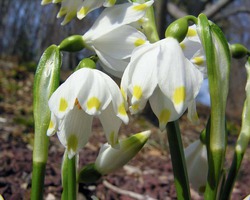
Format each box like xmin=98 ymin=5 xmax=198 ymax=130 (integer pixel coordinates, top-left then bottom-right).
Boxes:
xmin=198 ymin=14 xmax=231 ymax=200
xmin=33 ymin=44 xmax=61 ymax=162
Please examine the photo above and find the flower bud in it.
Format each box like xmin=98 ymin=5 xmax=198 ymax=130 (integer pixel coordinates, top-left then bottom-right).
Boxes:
xmin=95 ymin=130 xmax=151 ymax=175
xmin=230 ymin=43 xmax=249 ymax=59
xmin=58 ymin=35 xmax=85 ymax=52
xmin=165 ymin=16 xmax=196 ymax=43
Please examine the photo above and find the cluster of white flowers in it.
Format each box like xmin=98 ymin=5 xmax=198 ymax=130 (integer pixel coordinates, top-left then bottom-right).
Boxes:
xmin=43 ymin=0 xmax=209 ymax=185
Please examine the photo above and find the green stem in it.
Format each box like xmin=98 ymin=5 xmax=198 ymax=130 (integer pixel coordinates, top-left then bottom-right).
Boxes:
xmin=31 ymin=162 xmax=46 ymax=200
xmin=61 ymin=152 xmax=68 ymax=200
xmin=62 ymin=152 xmax=77 ymax=200
xmin=68 ymin=155 xmax=77 ymax=200
xmin=143 ymin=2 xmax=160 ymax=43
xmin=166 ymin=121 xmax=191 ymax=200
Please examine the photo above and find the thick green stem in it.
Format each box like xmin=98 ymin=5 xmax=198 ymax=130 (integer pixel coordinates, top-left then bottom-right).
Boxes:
xmin=31 ymin=162 xmax=46 ymax=200
xmin=166 ymin=121 xmax=191 ymax=200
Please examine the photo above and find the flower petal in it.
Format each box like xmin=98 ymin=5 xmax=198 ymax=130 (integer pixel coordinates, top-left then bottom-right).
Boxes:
xmin=48 ymin=69 xmax=87 ymax=119
xmin=99 ymin=104 xmax=122 ymax=147
xmin=95 ymin=48 xmax=129 ymax=78
xmin=57 ymin=106 xmax=93 ymax=158
xmin=103 ymin=0 xmax=116 ymax=7
xmin=83 ymin=1 xmax=153 ymax=40
xmin=187 ymin=100 xmax=200 ymax=124
xmin=185 ymin=140 xmax=208 ymax=193
xmin=149 ymin=87 xmax=180 ymax=130
xmin=180 ymin=38 xmax=202 ymax=60
xmin=128 ymin=43 xmax=159 ymax=105
xmin=77 ymin=0 xmax=104 ymax=19
xmin=76 ymin=69 xmax=112 ymax=115
xmin=47 ymin=113 xmax=59 ymax=136
xmin=157 ymin=38 xmax=203 ymax=114
xmin=93 ymin=25 xmax=148 ymax=60
xmin=101 ymin=72 xmax=129 ymax=124
xmin=57 ymin=0 xmax=82 ymax=25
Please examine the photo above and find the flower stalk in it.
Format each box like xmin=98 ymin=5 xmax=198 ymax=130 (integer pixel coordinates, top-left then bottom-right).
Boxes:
xmin=166 ymin=121 xmax=191 ymax=200
xmin=61 ymin=152 xmax=77 ymax=200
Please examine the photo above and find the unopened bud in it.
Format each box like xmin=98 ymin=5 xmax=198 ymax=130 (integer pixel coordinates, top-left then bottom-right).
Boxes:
xmin=95 ymin=130 xmax=151 ymax=175
xmin=230 ymin=43 xmax=249 ymax=59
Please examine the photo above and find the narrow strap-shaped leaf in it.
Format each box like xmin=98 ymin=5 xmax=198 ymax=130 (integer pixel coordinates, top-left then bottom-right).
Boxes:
xmin=31 ymin=45 xmax=61 ymax=200
xmin=198 ymin=14 xmax=231 ymax=200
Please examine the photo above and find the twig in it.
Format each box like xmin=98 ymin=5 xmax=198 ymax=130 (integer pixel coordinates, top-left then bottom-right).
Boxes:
xmin=103 ymin=180 xmax=157 ymax=200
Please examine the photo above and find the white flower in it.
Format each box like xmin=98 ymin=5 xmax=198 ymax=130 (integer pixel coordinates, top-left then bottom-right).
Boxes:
xmin=41 ymin=0 xmax=117 ymax=25
xmin=184 ymin=139 xmax=208 ymax=193
xmin=82 ymin=1 xmax=154 ymax=77
xmin=95 ymin=130 xmax=151 ymax=174
xmin=47 ymin=68 xmax=129 ymax=158
xmin=121 ymin=37 xmax=204 ymax=130
xmin=181 ymin=25 xmax=207 ymax=77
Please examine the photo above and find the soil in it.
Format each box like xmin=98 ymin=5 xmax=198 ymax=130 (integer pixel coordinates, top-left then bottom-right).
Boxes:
xmin=0 ymin=58 xmax=249 ymax=200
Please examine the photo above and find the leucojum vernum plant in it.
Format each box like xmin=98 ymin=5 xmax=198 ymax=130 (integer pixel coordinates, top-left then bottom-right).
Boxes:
xmin=30 ymin=0 xmax=250 ymax=200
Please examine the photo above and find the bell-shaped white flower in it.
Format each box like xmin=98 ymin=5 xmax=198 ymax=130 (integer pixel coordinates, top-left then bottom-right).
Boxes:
xmin=82 ymin=1 xmax=154 ymax=77
xmin=95 ymin=130 xmax=151 ymax=175
xmin=121 ymin=37 xmax=203 ymax=130
xmin=41 ymin=0 xmax=117 ymax=25
xmin=184 ymin=139 xmax=208 ymax=193
xmin=47 ymin=68 xmax=129 ymax=158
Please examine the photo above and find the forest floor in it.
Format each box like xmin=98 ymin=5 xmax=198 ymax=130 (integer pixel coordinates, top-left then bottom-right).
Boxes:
xmin=0 ymin=57 xmax=249 ymax=200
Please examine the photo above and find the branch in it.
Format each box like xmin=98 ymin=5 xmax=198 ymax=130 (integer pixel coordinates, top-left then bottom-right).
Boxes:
xmin=103 ymin=180 xmax=157 ymax=200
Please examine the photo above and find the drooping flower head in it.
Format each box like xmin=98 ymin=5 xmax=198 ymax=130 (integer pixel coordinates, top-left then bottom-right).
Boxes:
xmin=82 ymin=1 xmax=154 ymax=77
xmin=41 ymin=0 xmax=117 ymax=25
xmin=47 ymin=68 xmax=128 ymax=158
xmin=121 ymin=37 xmax=204 ymax=130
